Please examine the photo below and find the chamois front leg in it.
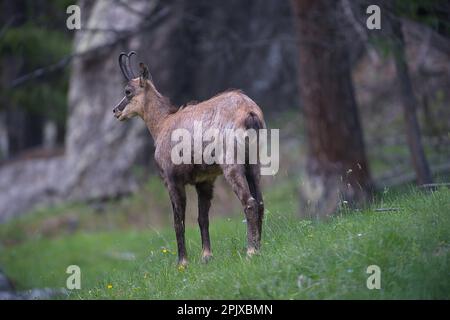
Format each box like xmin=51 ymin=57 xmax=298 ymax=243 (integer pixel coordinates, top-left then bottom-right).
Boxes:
xmin=196 ymin=181 xmax=214 ymax=263
xmin=167 ymin=181 xmax=188 ymax=267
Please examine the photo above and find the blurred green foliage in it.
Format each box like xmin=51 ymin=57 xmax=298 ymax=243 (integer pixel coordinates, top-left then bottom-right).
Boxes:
xmin=0 ymin=0 xmax=73 ymax=126
xmin=395 ymin=0 xmax=450 ymax=34
xmin=367 ymin=0 xmax=449 ymax=58
xmin=1 ymin=180 xmax=448 ymax=299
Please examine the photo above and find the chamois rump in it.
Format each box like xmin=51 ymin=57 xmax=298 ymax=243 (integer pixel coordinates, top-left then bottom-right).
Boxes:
xmin=112 ymin=52 xmax=265 ymax=267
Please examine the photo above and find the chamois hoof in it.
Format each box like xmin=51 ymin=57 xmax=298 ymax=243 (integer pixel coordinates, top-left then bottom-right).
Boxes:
xmin=177 ymin=258 xmax=188 ymax=270
xmin=246 ymin=247 xmax=259 ymax=258
xmin=201 ymin=254 xmax=213 ymax=264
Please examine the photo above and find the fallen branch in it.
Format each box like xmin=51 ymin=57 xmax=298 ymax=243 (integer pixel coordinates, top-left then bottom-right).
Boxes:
xmin=374 ymin=208 xmax=400 ymax=212
xmin=376 ymin=162 xmax=450 ymax=188
xmin=420 ymin=182 xmax=450 ymax=188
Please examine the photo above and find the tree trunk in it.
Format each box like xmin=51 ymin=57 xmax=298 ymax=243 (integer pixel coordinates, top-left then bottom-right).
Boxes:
xmin=0 ymin=0 xmax=303 ymax=220
xmin=291 ymin=0 xmax=373 ymax=218
xmin=0 ymin=0 xmax=171 ymax=221
xmin=388 ymin=16 xmax=433 ymax=186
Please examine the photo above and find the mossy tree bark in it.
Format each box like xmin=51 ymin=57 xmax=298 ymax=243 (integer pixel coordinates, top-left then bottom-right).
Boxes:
xmin=291 ymin=0 xmax=373 ymax=218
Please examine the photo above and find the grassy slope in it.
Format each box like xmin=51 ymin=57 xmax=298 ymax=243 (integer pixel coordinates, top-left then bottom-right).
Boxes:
xmin=0 ymin=186 xmax=449 ymax=299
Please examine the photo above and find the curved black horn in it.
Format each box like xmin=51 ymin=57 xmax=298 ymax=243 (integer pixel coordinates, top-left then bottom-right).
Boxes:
xmin=118 ymin=52 xmax=131 ymax=81
xmin=126 ymin=51 xmax=136 ymax=79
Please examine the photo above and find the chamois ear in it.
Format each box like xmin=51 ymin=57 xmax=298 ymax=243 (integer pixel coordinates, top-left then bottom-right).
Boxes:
xmin=139 ymin=62 xmax=150 ymax=87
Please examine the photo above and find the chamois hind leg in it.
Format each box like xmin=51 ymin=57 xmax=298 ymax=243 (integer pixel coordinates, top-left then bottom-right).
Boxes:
xmin=222 ymin=165 xmax=260 ymax=256
xmin=195 ymin=180 xmax=214 ymax=263
xmin=166 ymin=179 xmax=188 ymax=267
xmin=246 ymin=164 xmax=264 ymax=244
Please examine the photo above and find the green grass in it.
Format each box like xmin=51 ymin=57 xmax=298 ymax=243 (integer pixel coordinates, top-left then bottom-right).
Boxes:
xmin=0 ymin=187 xmax=449 ymax=299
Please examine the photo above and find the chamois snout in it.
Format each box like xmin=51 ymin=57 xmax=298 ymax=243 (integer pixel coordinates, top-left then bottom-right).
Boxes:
xmin=113 ymin=96 xmax=128 ymax=120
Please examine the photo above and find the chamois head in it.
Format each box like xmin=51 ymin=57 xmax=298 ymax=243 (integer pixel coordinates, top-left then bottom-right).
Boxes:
xmin=113 ymin=51 xmax=150 ymax=121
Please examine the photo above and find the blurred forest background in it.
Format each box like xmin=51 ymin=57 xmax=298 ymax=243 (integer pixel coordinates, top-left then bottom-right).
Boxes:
xmin=0 ymin=0 xmax=449 ymax=224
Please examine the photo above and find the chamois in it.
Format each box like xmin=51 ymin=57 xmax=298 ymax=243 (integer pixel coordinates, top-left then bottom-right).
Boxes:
xmin=112 ymin=52 xmax=265 ymax=267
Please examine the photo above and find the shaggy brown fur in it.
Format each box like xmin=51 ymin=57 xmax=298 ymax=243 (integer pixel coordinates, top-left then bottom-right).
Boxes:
xmin=113 ymin=58 xmax=266 ymax=266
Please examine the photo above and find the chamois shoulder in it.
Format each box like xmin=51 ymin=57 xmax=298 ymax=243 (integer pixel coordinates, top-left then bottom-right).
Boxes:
xmin=177 ymin=89 xmax=247 ymax=109
xmin=209 ymin=89 xmax=251 ymax=103
xmin=199 ymin=89 xmax=255 ymax=107
xmin=210 ymin=88 xmax=245 ymax=99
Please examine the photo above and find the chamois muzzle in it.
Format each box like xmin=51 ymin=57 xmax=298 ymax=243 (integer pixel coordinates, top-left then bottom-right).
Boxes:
xmin=113 ymin=96 xmax=128 ymax=118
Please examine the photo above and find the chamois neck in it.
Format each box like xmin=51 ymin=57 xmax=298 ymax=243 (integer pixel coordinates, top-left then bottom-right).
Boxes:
xmin=142 ymin=83 xmax=174 ymax=140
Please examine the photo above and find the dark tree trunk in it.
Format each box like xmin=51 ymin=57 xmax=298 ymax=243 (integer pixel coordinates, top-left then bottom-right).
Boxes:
xmin=388 ymin=16 xmax=433 ymax=186
xmin=6 ymin=110 xmax=43 ymax=154
xmin=291 ymin=0 xmax=373 ymax=218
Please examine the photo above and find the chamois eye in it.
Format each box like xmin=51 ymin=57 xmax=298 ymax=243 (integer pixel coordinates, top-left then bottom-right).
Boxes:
xmin=125 ymin=89 xmax=132 ymax=97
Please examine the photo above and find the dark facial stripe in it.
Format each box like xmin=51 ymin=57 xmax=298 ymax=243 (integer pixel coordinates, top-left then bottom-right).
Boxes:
xmin=114 ymin=96 xmax=128 ymax=112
